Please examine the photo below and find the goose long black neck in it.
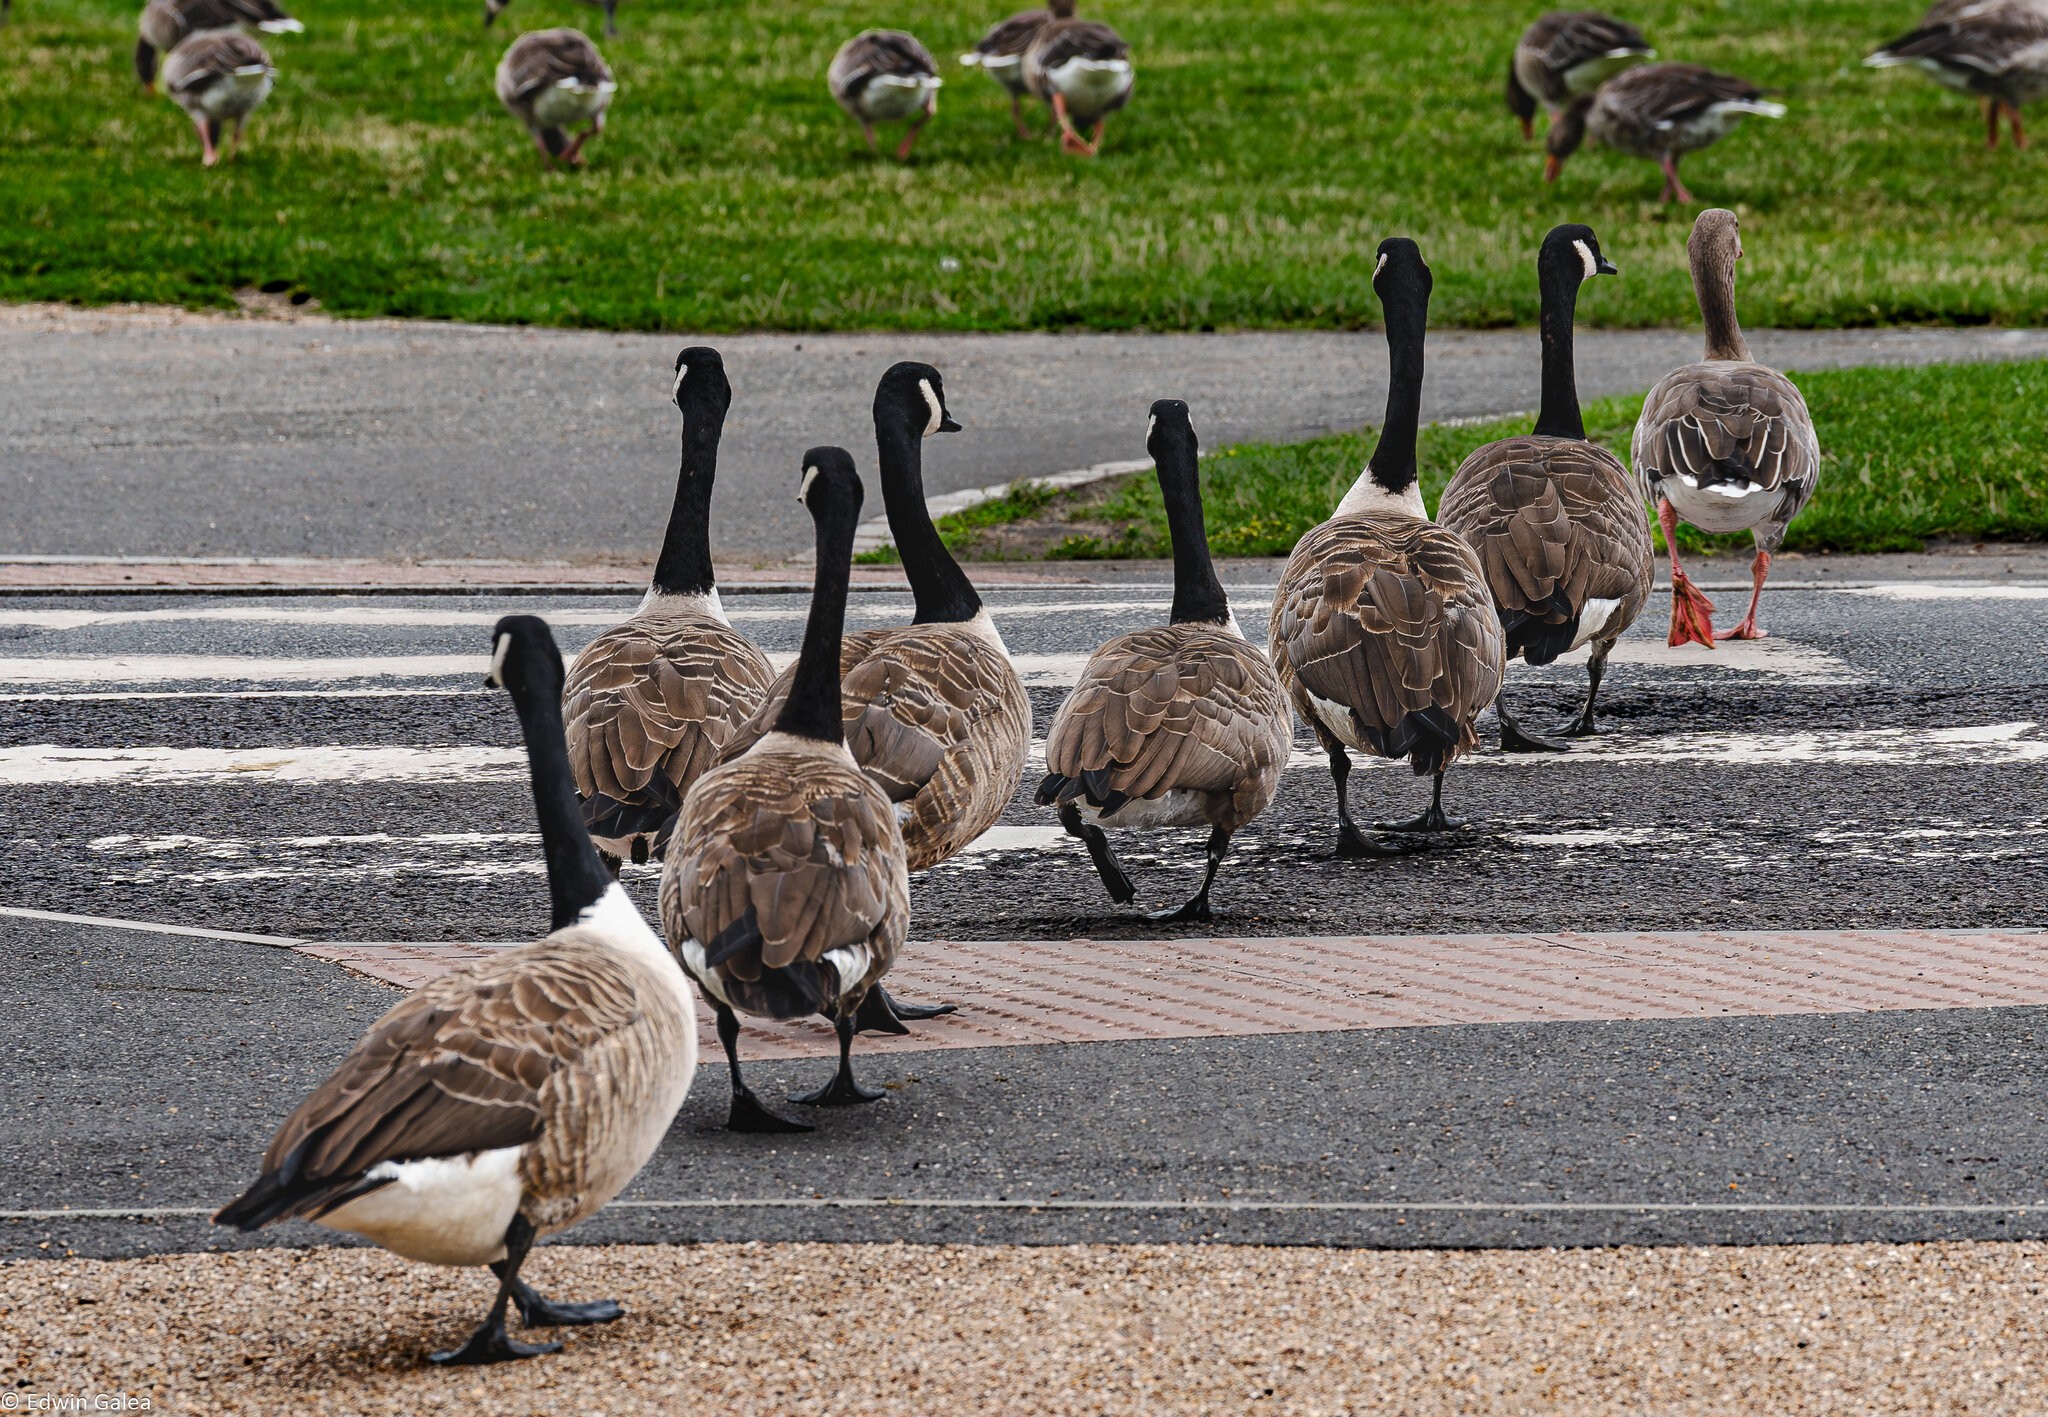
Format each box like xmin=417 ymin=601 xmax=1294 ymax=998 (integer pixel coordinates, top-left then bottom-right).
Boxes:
xmin=875 ymin=411 xmax=980 ymax=625
xmin=1369 ymin=262 xmax=1430 ymax=495
xmin=500 ymin=624 xmax=613 ymax=932
xmin=1534 ymin=255 xmax=1588 ymax=440
xmin=1151 ymin=410 xmax=1229 ymax=626
xmin=775 ymin=462 xmax=859 ymax=743
xmin=650 ymin=399 xmax=725 ymax=597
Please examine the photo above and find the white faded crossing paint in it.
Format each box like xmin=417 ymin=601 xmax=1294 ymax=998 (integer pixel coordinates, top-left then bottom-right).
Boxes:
xmin=0 ymin=655 xmax=489 ymax=686
xmin=0 ymin=744 xmax=525 ymax=786
xmin=1842 ymin=583 xmax=2048 ymax=601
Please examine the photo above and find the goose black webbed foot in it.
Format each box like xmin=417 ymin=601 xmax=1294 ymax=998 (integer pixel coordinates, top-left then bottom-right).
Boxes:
xmin=499 ymin=1273 xmax=624 ymax=1328
xmin=1146 ymin=895 xmax=1213 ymax=923
xmin=728 ymin=1086 xmax=814 ymax=1134
xmin=1375 ymin=773 xmax=1467 ymax=832
xmin=1497 ymin=705 xmax=1570 ymax=754
xmin=874 ymin=984 xmax=956 ymax=1022
xmin=429 ymin=1320 xmax=561 ymax=1366
xmin=1336 ymin=823 xmax=1420 ymax=858
xmin=791 ymin=1014 xmax=884 ymax=1108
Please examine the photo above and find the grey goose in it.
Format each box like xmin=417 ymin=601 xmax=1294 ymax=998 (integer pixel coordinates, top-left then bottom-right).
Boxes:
xmin=1023 ymin=17 xmax=1133 ymax=156
xmin=216 ymin=615 xmax=699 ymax=1366
xmin=1506 ymin=10 xmax=1653 ymax=140
xmin=662 ymin=448 xmax=913 ymax=1133
xmin=564 ymin=347 xmax=775 ymax=869
xmin=496 ymin=29 xmax=616 ymax=167
xmin=1268 ymin=239 xmax=1506 ymax=852
xmin=1868 ymin=0 xmax=2048 ymax=148
xmin=1547 ymin=62 xmax=1785 ymax=202
xmin=1633 ymin=209 xmax=1819 ymax=644
xmin=829 ymin=30 xmax=943 ymax=159
xmin=1037 ymin=399 xmax=1293 ymax=921
xmin=1437 ymin=224 xmax=1652 ymax=752
xmin=137 ymin=0 xmax=300 ymax=92
xmin=161 ymin=31 xmax=274 ymax=167
xmin=963 ymin=0 xmax=1078 ymax=138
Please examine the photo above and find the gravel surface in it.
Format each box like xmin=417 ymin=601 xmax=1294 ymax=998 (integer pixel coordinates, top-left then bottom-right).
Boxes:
xmin=5 ymin=1240 xmax=2043 ymax=1414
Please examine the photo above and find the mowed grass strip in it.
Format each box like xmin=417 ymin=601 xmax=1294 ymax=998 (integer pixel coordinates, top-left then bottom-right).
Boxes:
xmin=5 ymin=0 xmax=2048 ymax=331
xmin=992 ymin=359 xmax=2048 ymax=558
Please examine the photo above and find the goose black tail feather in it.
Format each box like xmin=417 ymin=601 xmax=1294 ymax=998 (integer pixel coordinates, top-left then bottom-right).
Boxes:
xmin=213 ymin=1139 xmax=395 ymax=1232
xmin=701 ymin=906 xmax=835 ymax=1020
xmin=1032 ymin=770 xmax=1132 ymax=817
xmin=1359 ymin=706 xmax=1464 ymax=777
xmin=580 ymin=790 xmax=678 ymax=849
xmin=1500 ymin=586 xmax=1582 ymax=667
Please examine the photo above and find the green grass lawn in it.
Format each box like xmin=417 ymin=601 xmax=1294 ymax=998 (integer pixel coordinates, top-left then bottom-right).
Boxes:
xmin=5 ymin=0 xmax=2048 ymax=331
xmin=965 ymin=358 xmax=2048 ymax=558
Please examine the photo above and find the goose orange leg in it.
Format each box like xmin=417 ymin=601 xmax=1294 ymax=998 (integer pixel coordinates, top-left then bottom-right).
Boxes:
xmin=1717 ymin=549 xmax=1773 ymax=641
xmin=1053 ymin=93 xmax=1094 ymax=156
xmin=1658 ymin=153 xmax=1695 ymax=204
xmin=1986 ymin=97 xmax=2001 ymax=149
xmin=1658 ymin=499 xmax=1717 ymax=648
xmin=895 ymin=107 xmax=931 ymax=160
xmin=2008 ymin=102 xmax=2030 ymax=150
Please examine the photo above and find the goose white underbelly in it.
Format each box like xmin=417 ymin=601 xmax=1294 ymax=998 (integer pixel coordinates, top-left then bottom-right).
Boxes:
xmin=1046 ymin=58 xmax=1133 ymax=118
xmin=1661 ymin=472 xmax=1784 ymax=536
xmin=532 ymin=81 xmax=615 ymax=129
xmin=1085 ymin=788 xmax=1209 ymax=829
xmin=318 ymin=1146 xmax=526 ymax=1267
xmin=857 ymin=75 xmax=939 ymax=122
xmin=197 ymin=69 xmax=273 ymax=120
xmin=975 ymin=53 xmax=1029 ymax=94
xmin=1302 ymin=689 xmax=1364 ymax=751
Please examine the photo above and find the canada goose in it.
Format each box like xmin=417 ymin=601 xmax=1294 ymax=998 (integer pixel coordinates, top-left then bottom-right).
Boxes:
xmin=1023 ymin=17 xmax=1133 ymax=156
xmin=1269 ymin=240 xmax=1507 ymax=852
xmin=1438 ymin=225 xmax=1653 ymax=753
xmin=496 ymin=29 xmax=616 ymax=167
xmin=1506 ymin=10 xmax=1654 ymax=140
xmin=136 ymin=0 xmax=300 ymax=92
xmin=564 ymin=348 xmax=775 ymax=869
xmin=829 ymin=30 xmax=943 ymax=159
xmin=662 ymin=448 xmax=911 ymax=1134
xmin=1547 ymin=62 xmax=1786 ymax=202
xmin=215 ymin=615 xmax=699 ymax=1366
xmin=486 ymin=0 xmax=622 ymax=39
xmin=1037 ymin=402 xmax=1292 ymax=919
xmin=161 ymin=32 xmax=273 ymax=167
xmin=963 ymin=0 xmax=1078 ymax=138
xmin=727 ymin=362 xmax=1028 ymax=1026
xmin=1633 ymin=209 xmax=1819 ymax=645
xmin=1868 ymin=0 xmax=2048 ymax=148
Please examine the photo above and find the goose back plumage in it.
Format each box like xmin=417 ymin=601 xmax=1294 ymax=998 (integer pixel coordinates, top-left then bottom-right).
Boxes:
xmin=1869 ymin=0 xmax=2048 ymax=107
xmin=1023 ymin=17 xmax=1134 ymax=120
xmin=1511 ymin=10 xmax=1653 ymax=113
xmin=829 ymin=29 xmax=942 ymax=122
xmin=496 ymin=28 xmax=615 ymax=158
xmin=137 ymin=0 xmax=299 ymax=87
xmin=1634 ymin=374 xmax=1818 ymax=543
xmin=1586 ymin=61 xmax=1786 ymax=158
xmin=964 ymin=1 xmax=1074 ymax=94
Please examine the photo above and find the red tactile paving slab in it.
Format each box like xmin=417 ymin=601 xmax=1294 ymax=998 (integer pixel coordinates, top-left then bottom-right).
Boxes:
xmin=298 ymin=928 xmax=2048 ymax=1061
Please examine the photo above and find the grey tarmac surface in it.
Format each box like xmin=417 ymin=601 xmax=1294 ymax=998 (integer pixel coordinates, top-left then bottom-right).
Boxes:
xmin=6 ymin=301 xmax=2048 ymax=560
xmin=3 ymin=575 xmax=2047 ymax=1259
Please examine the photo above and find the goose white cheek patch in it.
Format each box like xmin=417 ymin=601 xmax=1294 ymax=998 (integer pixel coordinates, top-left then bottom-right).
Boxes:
xmin=1572 ymin=239 xmax=1598 ymax=281
xmin=798 ymin=465 xmax=821 ymax=504
xmin=671 ymin=364 xmax=688 ymax=402
xmin=487 ymin=633 xmax=511 ymax=686
xmin=919 ymin=379 xmax=945 ymax=436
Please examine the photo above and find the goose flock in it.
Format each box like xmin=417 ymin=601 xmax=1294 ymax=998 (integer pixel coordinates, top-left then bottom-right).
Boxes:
xmin=211 ymin=207 xmax=1819 ymax=1363
xmin=99 ymin=3 xmax=2048 ymax=175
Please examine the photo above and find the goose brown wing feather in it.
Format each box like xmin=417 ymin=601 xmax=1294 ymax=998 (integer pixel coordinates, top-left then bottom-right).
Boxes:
xmin=1633 ymin=363 xmax=1821 ymax=524
xmin=498 ymin=28 xmax=611 ymax=107
xmin=973 ymin=8 xmax=1051 ymax=57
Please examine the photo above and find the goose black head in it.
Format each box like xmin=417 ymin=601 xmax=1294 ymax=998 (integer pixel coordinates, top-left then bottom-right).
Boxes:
xmin=798 ymin=445 xmax=865 ymax=520
xmin=1372 ymin=236 xmax=1433 ymax=303
xmin=1146 ymin=397 xmax=1198 ymax=463
xmin=1541 ymin=223 xmax=1618 ymax=284
xmin=671 ymin=345 xmax=732 ymax=423
xmin=875 ymin=361 xmax=961 ymax=440
xmin=485 ymin=613 xmax=566 ymax=694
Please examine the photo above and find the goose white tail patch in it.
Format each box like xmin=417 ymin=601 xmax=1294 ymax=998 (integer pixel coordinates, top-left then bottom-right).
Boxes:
xmin=320 ymin=1146 xmax=526 ymax=1267
xmin=1571 ymin=597 xmax=1623 ymax=650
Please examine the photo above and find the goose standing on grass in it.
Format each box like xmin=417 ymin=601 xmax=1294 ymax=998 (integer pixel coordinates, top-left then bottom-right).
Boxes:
xmin=663 ymin=449 xmax=911 ymax=1134
xmin=1506 ymin=10 xmax=1654 ymax=140
xmin=1867 ymin=0 xmax=2048 ymax=148
xmin=215 ymin=615 xmax=698 ymax=1367
xmin=496 ymin=29 xmax=616 ymax=168
xmin=962 ymin=0 xmax=1077 ymax=138
xmin=1268 ymin=240 xmax=1506 ymax=855
xmin=486 ymin=0 xmax=623 ymax=40
xmin=1438 ymin=224 xmax=1653 ymax=752
xmin=162 ymin=32 xmax=274 ymax=167
xmin=565 ymin=348 xmax=775 ymax=870
xmin=1023 ymin=16 xmax=1134 ymax=156
xmin=1634 ymin=209 xmax=1819 ymax=645
xmin=136 ymin=0 xmax=300 ymax=92
xmin=1037 ymin=401 xmax=1293 ymax=921
xmin=1546 ymin=62 xmax=1785 ymax=201
xmin=829 ymin=31 xmax=943 ymax=159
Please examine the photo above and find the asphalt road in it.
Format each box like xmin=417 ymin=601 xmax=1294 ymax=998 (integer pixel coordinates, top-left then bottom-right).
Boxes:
xmin=6 ymin=303 xmax=2047 ymax=560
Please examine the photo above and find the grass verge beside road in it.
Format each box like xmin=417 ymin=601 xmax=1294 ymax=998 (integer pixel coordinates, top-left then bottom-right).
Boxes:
xmin=939 ymin=359 xmax=2048 ymax=560
xmin=6 ymin=0 xmax=2048 ymax=331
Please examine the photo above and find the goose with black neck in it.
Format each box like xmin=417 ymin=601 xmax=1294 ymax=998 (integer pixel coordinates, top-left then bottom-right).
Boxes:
xmin=1269 ymin=238 xmax=1506 ymax=854
xmin=216 ymin=615 xmax=699 ymax=1366
xmin=1038 ymin=399 xmax=1293 ymax=921
xmin=664 ymin=448 xmax=913 ymax=1133
xmin=1439 ymin=223 xmax=1652 ymax=752
xmin=565 ymin=346 xmax=774 ymax=871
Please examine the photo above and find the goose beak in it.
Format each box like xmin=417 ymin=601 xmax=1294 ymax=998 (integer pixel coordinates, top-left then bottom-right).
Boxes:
xmin=938 ymin=413 xmax=962 ymax=433
xmin=1595 ymin=255 xmax=1618 ymax=276
xmin=1542 ymin=155 xmax=1563 ymax=183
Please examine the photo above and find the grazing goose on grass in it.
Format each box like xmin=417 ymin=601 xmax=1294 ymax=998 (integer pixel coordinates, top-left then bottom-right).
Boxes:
xmin=728 ymin=362 xmax=1029 ymax=1026
xmin=136 ymin=0 xmax=300 ymax=92
xmin=565 ymin=348 xmax=775 ymax=869
xmin=1868 ymin=0 xmax=2048 ymax=148
xmin=963 ymin=0 xmax=1077 ymax=138
xmin=1037 ymin=400 xmax=1293 ymax=921
xmin=496 ymin=29 xmax=616 ymax=168
xmin=662 ymin=449 xmax=911 ymax=1134
xmin=215 ymin=615 xmax=698 ymax=1367
xmin=1548 ymin=62 xmax=1785 ymax=202
xmin=829 ymin=30 xmax=943 ymax=159
xmin=162 ymin=32 xmax=273 ymax=167
xmin=1506 ymin=10 xmax=1654 ymax=139
xmin=1633 ymin=209 xmax=1819 ymax=645
xmin=486 ymin=0 xmax=623 ymax=39
xmin=1438 ymin=225 xmax=1653 ymax=753
xmin=1269 ymin=240 xmax=1506 ymax=853
xmin=1023 ymin=17 xmax=1134 ymax=156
